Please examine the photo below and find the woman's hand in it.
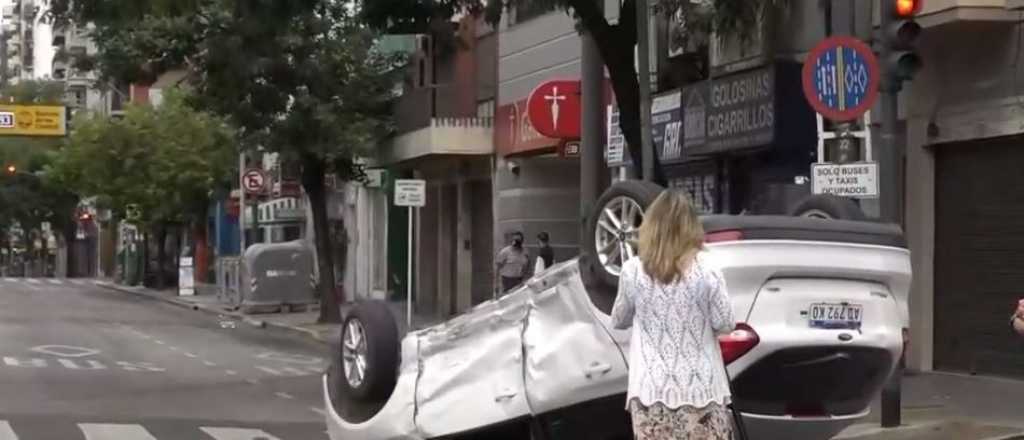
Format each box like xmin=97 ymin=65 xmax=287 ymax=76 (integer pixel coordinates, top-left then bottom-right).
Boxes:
xmin=1014 ymin=299 xmax=1024 ymax=336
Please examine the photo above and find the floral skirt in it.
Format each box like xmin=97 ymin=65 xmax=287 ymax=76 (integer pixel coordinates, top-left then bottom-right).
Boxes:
xmin=628 ymin=400 xmax=734 ymax=440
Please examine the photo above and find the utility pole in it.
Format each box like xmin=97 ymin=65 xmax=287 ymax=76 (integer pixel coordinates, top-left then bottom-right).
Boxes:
xmin=579 ymin=0 xmax=604 ymax=248
xmin=878 ymin=0 xmax=922 ymax=428
xmin=636 ymin=0 xmax=654 ymax=182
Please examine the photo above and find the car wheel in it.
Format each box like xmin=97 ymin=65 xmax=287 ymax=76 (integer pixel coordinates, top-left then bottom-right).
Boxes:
xmin=788 ymin=194 xmax=867 ymax=221
xmin=339 ymin=300 xmax=400 ymax=401
xmin=582 ymin=180 xmax=664 ymax=303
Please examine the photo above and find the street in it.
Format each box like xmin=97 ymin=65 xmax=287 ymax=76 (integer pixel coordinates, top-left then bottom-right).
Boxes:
xmin=0 ymin=277 xmax=330 ymax=439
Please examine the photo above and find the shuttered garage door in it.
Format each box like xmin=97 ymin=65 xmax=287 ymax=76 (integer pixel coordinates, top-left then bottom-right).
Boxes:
xmin=935 ymin=137 xmax=1024 ymax=377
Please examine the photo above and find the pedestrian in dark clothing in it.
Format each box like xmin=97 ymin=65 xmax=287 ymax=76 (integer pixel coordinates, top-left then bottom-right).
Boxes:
xmin=537 ymin=232 xmax=554 ymax=269
xmin=496 ymin=232 xmax=530 ymax=294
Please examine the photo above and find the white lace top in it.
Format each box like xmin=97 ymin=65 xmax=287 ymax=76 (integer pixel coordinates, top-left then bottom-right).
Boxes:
xmin=611 ymin=253 xmax=736 ymax=410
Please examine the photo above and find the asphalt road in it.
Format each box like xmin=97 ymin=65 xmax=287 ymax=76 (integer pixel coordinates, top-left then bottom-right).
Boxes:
xmin=0 ymin=277 xmax=331 ymax=439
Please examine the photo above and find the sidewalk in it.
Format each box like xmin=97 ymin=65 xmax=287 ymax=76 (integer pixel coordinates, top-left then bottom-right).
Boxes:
xmin=835 ymin=371 xmax=1024 ymax=440
xmin=96 ymin=280 xmax=437 ymax=347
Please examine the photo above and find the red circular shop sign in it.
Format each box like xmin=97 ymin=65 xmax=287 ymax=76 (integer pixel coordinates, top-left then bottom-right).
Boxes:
xmin=801 ymin=36 xmax=880 ymax=122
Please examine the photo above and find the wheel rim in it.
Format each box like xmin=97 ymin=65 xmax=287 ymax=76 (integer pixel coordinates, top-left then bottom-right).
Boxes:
xmin=594 ymin=196 xmax=644 ymax=276
xmin=342 ymin=320 xmax=368 ymax=389
xmin=799 ymin=209 xmax=834 ymax=220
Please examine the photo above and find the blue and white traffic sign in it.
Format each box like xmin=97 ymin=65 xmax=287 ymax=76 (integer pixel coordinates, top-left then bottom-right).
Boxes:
xmin=802 ymin=36 xmax=880 ymax=122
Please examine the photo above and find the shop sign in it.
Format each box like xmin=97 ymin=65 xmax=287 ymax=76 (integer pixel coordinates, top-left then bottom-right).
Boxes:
xmin=810 ymin=162 xmax=878 ymax=199
xmin=527 ymin=80 xmax=582 ymax=139
xmin=496 ymin=98 xmax=559 ymax=156
xmin=668 ymin=174 xmax=717 ymax=214
xmin=682 ymin=66 xmax=775 ymax=155
xmin=606 ymin=90 xmax=683 ymax=166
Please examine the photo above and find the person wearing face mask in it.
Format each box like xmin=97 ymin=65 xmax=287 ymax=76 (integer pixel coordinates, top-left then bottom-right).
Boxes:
xmin=495 ymin=231 xmax=531 ymax=294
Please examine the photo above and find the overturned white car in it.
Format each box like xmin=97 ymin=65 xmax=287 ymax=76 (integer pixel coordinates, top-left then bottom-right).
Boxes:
xmin=323 ymin=182 xmax=911 ymax=440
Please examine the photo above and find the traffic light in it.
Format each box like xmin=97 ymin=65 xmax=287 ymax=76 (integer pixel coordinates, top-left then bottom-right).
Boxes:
xmin=884 ymin=0 xmax=923 ymax=83
xmin=5 ymin=165 xmax=15 ymax=175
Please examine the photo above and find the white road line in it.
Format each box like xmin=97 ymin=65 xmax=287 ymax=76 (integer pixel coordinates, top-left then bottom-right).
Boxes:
xmin=274 ymin=391 xmax=294 ymax=399
xmin=2 ymin=278 xmax=15 ymax=282
xmin=46 ymin=279 xmax=62 ymax=285
xmin=25 ymin=279 xmax=40 ymax=284
xmin=200 ymin=427 xmax=282 ymax=440
xmin=202 ymin=360 xmax=217 ymax=366
xmin=225 ymin=370 xmax=238 ymax=375
xmin=309 ymin=407 xmax=327 ymax=416
xmin=245 ymin=378 xmax=258 ymax=385
xmin=154 ymin=340 xmax=165 ymax=345
xmin=0 ymin=421 xmax=17 ymax=440
xmin=168 ymin=346 xmax=179 ymax=351
xmin=79 ymin=423 xmax=158 ymax=440
xmin=183 ymin=352 xmax=197 ymax=358
xmin=71 ymin=279 xmax=87 ymax=285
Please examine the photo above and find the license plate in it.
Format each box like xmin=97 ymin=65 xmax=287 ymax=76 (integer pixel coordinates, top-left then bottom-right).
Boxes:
xmin=808 ymin=303 xmax=863 ymax=329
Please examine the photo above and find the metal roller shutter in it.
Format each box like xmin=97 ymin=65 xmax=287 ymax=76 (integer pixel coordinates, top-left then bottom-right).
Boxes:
xmin=935 ymin=137 xmax=1024 ymax=377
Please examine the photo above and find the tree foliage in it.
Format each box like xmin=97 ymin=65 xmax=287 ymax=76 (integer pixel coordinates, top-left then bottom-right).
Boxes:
xmin=49 ymin=90 xmax=236 ymax=228
xmin=48 ymin=0 xmax=404 ymax=322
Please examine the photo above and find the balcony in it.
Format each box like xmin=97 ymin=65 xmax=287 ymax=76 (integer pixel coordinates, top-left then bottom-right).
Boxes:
xmin=52 ymin=28 xmax=66 ymax=47
xmin=380 ymin=117 xmax=494 ymax=164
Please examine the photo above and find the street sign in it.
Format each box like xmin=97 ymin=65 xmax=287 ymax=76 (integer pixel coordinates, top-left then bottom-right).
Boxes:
xmin=802 ymin=36 xmax=880 ymax=122
xmin=0 ymin=105 xmax=67 ymax=137
xmin=811 ymin=162 xmax=879 ymax=199
xmin=527 ymin=80 xmax=581 ymax=139
xmin=558 ymin=139 xmax=580 ymax=158
xmin=394 ymin=179 xmax=426 ymax=207
xmin=242 ymin=169 xmax=267 ymax=195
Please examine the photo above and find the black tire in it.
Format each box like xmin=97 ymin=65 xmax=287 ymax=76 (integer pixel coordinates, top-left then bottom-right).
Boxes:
xmin=338 ymin=300 xmax=400 ymax=401
xmin=788 ymin=194 xmax=867 ymax=221
xmin=582 ymin=180 xmax=664 ymax=307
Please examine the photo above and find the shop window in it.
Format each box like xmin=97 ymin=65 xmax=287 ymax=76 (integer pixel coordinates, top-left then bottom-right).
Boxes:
xmin=283 ymin=225 xmax=301 ymax=241
xmin=668 ymin=174 xmax=716 ymax=214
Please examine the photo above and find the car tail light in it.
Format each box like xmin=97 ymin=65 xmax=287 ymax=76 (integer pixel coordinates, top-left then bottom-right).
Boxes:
xmin=719 ymin=323 xmax=759 ymax=365
xmin=705 ymin=229 xmax=743 ymax=243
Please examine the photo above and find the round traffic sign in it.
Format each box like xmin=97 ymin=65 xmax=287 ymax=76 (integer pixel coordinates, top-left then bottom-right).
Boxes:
xmin=242 ymin=169 xmax=267 ymax=195
xmin=801 ymin=36 xmax=880 ymax=122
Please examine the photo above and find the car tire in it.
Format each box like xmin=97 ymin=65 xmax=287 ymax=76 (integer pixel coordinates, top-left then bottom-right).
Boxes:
xmin=338 ymin=300 xmax=400 ymax=401
xmin=788 ymin=194 xmax=867 ymax=221
xmin=582 ymin=180 xmax=664 ymax=309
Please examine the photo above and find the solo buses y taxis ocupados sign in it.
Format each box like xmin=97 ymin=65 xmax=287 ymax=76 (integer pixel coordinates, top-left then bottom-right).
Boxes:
xmin=0 ymin=105 xmax=67 ymax=137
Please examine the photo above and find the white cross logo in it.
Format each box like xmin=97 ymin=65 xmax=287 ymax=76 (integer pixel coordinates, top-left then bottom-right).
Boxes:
xmin=544 ymin=86 xmax=566 ymax=130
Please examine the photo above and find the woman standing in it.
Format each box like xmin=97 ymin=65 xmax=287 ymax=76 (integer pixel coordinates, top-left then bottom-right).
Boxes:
xmin=611 ymin=190 xmax=736 ymax=439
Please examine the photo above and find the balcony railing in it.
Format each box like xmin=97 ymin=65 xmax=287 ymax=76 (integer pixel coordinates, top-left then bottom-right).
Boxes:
xmin=393 ymin=83 xmax=469 ymax=133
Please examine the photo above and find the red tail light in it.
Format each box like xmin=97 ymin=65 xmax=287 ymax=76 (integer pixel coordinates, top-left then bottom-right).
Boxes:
xmin=719 ymin=323 xmax=759 ymax=365
xmin=705 ymin=230 xmax=744 ymax=243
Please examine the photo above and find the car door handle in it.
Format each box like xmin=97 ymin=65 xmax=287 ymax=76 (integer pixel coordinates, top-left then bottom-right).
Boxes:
xmin=494 ymin=388 xmax=518 ymax=402
xmin=584 ymin=362 xmax=612 ymax=379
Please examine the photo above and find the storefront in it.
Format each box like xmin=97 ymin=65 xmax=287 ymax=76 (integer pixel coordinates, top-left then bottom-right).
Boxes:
xmin=606 ymin=61 xmax=816 ymax=215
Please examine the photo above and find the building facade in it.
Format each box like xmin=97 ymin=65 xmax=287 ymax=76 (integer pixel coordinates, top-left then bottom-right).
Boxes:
xmin=900 ymin=0 xmax=1024 ymax=379
xmin=379 ymin=16 xmax=497 ymax=319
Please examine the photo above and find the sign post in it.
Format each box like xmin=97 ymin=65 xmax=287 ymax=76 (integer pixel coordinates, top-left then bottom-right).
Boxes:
xmin=802 ymin=36 xmax=882 ymax=198
xmin=394 ymin=179 xmax=426 ymax=329
xmin=242 ymin=168 xmax=267 ymax=247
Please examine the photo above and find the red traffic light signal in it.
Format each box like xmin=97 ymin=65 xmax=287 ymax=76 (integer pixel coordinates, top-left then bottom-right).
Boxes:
xmin=895 ymin=0 xmax=921 ymax=17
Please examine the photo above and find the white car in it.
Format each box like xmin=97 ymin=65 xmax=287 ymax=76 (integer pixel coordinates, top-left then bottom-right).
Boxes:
xmin=323 ymin=183 xmax=911 ymax=440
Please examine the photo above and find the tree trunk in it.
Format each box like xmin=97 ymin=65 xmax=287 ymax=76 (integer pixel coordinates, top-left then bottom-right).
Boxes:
xmin=142 ymin=232 xmax=150 ymax=287
xmin=155 ymin=223 xmax=167 ymax=289
xmin=301 ymin=154 xmax=342 ymax=323
xmin=193 ymin=219 xmax=209 ymax=284
xmin=568 ymin=0 xmax=667 ymax=185
xmin=63 ymin=223 xmax=76 ymax=278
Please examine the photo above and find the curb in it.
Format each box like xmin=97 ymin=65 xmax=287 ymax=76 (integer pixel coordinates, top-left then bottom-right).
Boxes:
xmin=97 ymin=282 xmax=331 ymax=347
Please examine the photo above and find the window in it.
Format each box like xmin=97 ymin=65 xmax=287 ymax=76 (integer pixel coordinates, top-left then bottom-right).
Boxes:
xmin=513 ymin=0 xmax=557 ymax=24
xmin=283 ymin=225 xmax=301 ymax=241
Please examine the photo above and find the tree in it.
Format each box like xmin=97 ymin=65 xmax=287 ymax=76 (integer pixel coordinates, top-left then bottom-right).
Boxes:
xmin=0 ymin=80 xmax=79 ymax=275
xmin=49 ymin=90 xmax=236 ymax=286
xmin=359 ymin=0 xmax=781 ymax=183
xmin=49 ymin=1 xmax=403 ymax=323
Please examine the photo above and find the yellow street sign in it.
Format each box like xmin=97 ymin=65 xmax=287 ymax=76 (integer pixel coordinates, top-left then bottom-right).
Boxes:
xmin=0 ymin=105 xmax=67 ymax=137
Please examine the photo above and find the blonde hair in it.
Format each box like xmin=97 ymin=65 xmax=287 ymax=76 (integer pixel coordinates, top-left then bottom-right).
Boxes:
xmin=638 ymin=189 xmax=705 ymax=285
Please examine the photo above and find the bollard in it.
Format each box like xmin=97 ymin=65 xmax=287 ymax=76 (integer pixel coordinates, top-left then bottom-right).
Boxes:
xmin=881 ymin=356 xmax=903 ymax=427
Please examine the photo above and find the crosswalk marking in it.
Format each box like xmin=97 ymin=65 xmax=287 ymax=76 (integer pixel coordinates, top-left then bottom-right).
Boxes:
xmin=200 ymin=427 xmax=283 ymax=440
xmin=80 ymin=423 xmax=159 ymax=440
xmin=72 ymin=279 xmax=87 ymax=285
xmin=46 ymin=279 xmax=63 ymax=285
xmin=0 ymin=421 xmax=17 ymax=440
xmin=24 ymin=279 xmax=40 ymax=284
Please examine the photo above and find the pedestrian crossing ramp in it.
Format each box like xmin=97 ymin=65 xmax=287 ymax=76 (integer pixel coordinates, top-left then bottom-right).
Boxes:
xmin=0 ymin=421 xmax=324 ymax=439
